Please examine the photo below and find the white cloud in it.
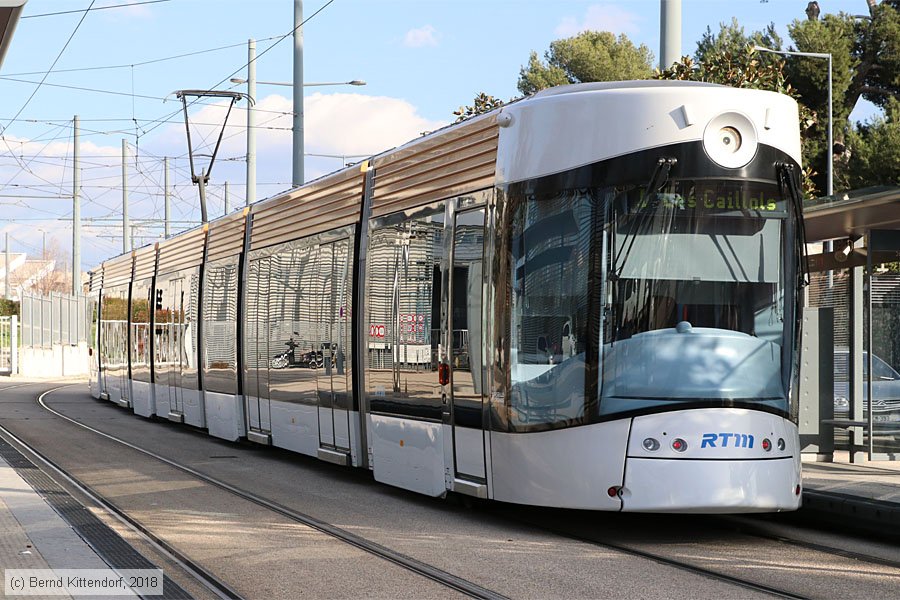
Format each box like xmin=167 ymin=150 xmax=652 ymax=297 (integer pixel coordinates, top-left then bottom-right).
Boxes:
xmin=403 ymin=25 xmax=439 ymax=48
xmin=554 ymin=4 xmax=642 ymax=37
xmin=305 ymin=92 xmax=447 ymax=157
xmin=96 ymin=0 xmax=155 ymax=20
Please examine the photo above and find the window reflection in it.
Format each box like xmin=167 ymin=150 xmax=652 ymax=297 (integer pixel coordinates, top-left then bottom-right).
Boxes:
xmin=366 ymin=207 xmax=444 ymax=420
xmin=203 ymin=260 xmax=239 ymax=394
xmin=506 ymin=190 xmax=598 ymax=429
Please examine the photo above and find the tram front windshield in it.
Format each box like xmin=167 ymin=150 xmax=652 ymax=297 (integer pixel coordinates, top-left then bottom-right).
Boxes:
xmin=506 ymin=178 xmax=795 ymax=430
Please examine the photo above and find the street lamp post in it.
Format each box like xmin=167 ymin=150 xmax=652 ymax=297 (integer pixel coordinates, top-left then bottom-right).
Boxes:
xmin=754 ymin=46 xmax=833 ymax=288
xmin=229 ymin=74 xmax=365 ymax=199
xmin=752 ymin=46 xmax=833 ymax=199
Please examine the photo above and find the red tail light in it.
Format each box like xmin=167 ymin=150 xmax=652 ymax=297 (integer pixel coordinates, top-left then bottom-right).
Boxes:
xmin=438 ymin=363 xmax=450 ymax=385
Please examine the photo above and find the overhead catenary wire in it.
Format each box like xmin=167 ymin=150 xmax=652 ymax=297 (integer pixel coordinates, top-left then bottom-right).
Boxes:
xmin=22 ymin=0 xmax=172 ymax=20
xmin=2 ymin=1 xmax=97 ymax=135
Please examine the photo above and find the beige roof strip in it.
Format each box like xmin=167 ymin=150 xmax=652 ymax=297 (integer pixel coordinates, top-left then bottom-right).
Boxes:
xmin=371 ymin=114 xmax=498 ymax=217
xmin=250 ymin=168 xmax=364 ymax=252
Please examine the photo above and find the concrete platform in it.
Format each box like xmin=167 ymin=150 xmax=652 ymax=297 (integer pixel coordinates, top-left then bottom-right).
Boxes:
xmin=801 ymin=453 xmax=900 ymax=534
xmin=0 ymin=439 xmax=191 ymax=599
xmin=0 ymin=454 xmax=110 ymax=599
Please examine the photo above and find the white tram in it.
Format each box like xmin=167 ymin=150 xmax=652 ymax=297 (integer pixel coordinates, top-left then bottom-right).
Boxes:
xmin=88 ymin=81 xmax=805 ymax=512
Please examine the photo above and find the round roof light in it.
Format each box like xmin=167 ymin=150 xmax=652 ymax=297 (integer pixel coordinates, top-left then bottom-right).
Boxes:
xmin=703 ymin=111 xmax=758 ymax=169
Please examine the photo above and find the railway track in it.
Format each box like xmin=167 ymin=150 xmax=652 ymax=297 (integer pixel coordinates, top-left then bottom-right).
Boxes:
xmin=0 ymin=381 xmax=242 ymax=600
xmin=7 ymin=381 xmax=900 ymax=600
xmin=10 ymin=383 xmax=509 ymax=600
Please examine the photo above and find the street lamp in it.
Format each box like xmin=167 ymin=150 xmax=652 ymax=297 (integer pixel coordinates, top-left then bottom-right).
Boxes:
xmin=752 ymin=46 xmax=832 ymax=199
xmin=230 ymin=78 xmax=366 ymax=87
xmin=231 ymin=61 xmax=366 ymax=203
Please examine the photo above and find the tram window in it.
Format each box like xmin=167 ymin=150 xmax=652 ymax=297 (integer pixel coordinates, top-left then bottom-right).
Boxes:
xmin=505 ymin=190 xmax=599 ymax=429
xmin=265 ymin=241 xmax=320 ymax=405
xmin=365 ymin=207 xmax=445 ymax=421
xmin=129 ymin=278 xmax=152 ymax=384
xmin=202 ymin=259 xmax=239 ymax=395
xmin=599 ymin=180 xmax=789 ymax=415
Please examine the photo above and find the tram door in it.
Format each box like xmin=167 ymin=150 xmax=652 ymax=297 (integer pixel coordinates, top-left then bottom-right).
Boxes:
xmin=317 ymin=239 xmax=352 ymax=452
xmin=449 ymin=207 xmax=487 ymax=481
xmin=244 ymin=257 xmax=272 ymax=437
xmin=161 ymin=278 xmax=185 ymax=417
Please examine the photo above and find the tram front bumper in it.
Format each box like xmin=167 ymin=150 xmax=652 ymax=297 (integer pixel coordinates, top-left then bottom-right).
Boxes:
xmin=620 ymin=456 xmax=801 ymax=513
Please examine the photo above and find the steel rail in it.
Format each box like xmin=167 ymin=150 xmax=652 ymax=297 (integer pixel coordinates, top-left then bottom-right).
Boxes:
xmin=38 ymin=385 xmax=508 ymax=600
xmin=501 ymin=513 xmax=809 ymax=600
xmin=0 ymin=385 xmax=243 ymax=600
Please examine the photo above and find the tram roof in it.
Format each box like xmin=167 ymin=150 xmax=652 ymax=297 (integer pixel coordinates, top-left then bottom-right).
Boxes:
xmin=531 ymin=80 xmax=724 ymax=98
xmin=804 ymin=186 xmax=900 ymax=242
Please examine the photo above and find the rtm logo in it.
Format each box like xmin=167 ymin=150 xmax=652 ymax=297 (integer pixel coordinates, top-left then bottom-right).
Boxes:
xmin=701 ymin=433 xmax=754 ymax=449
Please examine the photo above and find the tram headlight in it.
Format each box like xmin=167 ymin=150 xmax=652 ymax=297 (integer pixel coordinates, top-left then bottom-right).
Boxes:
xmin=702 ymin=112 xmax=758 ymax=169
xmin=642 ymin=437 xmax=660 ymax=452
xmin=762 ymin=438 xmax=772 ymax=452
xmin=777 ymin=438 xmax=786 ymax=451
xmin=671 ymin=438 xmax=687 ymax=452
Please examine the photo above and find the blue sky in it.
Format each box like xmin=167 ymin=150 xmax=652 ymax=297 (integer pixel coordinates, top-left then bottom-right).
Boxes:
xmin=0 ymin=0 xmax=877 ymax=272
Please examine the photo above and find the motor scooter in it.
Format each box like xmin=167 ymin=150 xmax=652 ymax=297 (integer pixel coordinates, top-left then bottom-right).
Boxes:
xmin=270 ymin=337 xmax=299 ymax=369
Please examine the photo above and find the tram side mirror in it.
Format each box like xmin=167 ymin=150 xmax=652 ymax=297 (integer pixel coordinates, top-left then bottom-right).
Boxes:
xmin=537 ymin=336 xmax=548 ymax=353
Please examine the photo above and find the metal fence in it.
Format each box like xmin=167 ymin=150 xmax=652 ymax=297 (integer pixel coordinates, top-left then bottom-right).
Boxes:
xmin=0 ymin=315 xmax=13 ymax=373
xmin=20 ymin=292 xmax=89 ymax=348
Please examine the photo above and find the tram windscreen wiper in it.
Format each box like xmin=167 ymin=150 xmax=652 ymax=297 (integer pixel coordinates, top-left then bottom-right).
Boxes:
xmin=611 ymin=157 xmax=678 ymax=280
xmin=777 ymin=162 xmax=809 ymax=287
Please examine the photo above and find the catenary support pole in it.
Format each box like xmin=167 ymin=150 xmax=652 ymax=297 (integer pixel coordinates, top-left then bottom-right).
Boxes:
xmin=293 ymin=0 xmax=304 ymax=187
xmin=122 ymin=139 xmax=130 ymax=253
xmin=660 ymin=0 xmax=682 ymax=70
xmin=4 ymin=232 xmax=9 ymax=300
xmin=247 ymin=38 xmax=257 ymax=205
xmin=164 ymin=156 xmax=171 ymax=238
xmin=224 ymin=181 xmax=230 ymax=215
xmin=72 ymin=115 xmax=81 ymax=295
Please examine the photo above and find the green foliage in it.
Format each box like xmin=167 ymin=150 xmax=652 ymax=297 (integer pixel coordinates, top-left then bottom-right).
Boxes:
xmin=517 ymin=31 xmax=654 ymax=95
xmin=453 ymin=92 xmax=507 ymax=123
xmin=846 ymin=97 xmax=900 ymax=188
xmin=102 ymin=297 xmax=128 ymax=321
xmin=0 ymin=299 xmax=18 ymax=317
xmin=695 ymin=18 xmax=783 ymax=61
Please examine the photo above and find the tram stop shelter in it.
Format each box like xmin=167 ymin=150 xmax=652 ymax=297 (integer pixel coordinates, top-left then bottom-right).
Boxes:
xmin=800 ymin=186 xmax=900 ymax=463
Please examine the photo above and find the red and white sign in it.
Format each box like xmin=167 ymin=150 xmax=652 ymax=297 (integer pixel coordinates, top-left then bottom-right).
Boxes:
xmin=369 ymin=324 xmax=386 ymax=338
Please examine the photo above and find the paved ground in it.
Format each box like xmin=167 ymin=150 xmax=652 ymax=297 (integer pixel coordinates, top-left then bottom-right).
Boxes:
xmin=1 ymin=379 xmax=900 ymax=599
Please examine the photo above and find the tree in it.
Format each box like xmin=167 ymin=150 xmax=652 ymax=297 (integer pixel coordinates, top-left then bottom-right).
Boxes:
xmin=453 ymin=93 xmax=507 ymax=123
xmin=31 ymin=239 xmax=71 ymax=296
xmin=517 ymin=31 xmax=654 ymax=95
xmin=846 ymin=97 xmax=900 ymax=188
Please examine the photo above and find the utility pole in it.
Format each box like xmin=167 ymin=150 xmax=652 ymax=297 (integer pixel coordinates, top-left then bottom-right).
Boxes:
xmin=72 ymin=115 xmax=81 ymax=295
xmin=293 ymin=0 xmax=304 ymax=187
xmin=224 ymin=181 xmax=230 ymax=215
xmin=164 ymin=156 xmax=171 ymax=238
xmin=122 ymin=139 xmax=130 ymax=253
xmin=659 ymin=0 xmax=682 ymax=70
xmin=247 ymin=38 xmax=257 ymax=205
xmin=4 ymin=232 xmax=10 ymax=300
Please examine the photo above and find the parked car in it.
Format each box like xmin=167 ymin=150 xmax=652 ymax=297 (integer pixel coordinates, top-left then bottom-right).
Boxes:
xmin=834 ymin=348 xmax=900 ymax=437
